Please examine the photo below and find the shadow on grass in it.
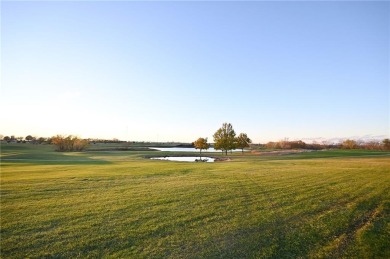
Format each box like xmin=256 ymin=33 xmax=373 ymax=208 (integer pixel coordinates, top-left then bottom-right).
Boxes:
xmin=1 ymin=144 xmax=113 ymax=165
xmin=1 ymin=154 xmax=112 ymax=165
xmin=1 ymin=159 xmax=112 ymax=165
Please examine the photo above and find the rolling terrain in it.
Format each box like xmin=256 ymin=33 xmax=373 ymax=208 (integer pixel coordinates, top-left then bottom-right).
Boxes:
xmin=1 ymin=143 xmax=389 ymax=258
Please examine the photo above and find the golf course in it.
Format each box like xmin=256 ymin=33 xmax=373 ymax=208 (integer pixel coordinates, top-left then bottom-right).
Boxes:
xmin=1 ymin=143 xmax=389 ymax=258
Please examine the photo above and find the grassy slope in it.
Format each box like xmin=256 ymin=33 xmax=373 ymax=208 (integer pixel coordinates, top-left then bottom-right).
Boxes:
xmin=1 ymin=144 xmax=389 ymax=258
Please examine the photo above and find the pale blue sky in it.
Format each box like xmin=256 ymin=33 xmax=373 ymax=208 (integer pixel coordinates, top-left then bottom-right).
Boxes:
xmin=1 ymin=1 xmax=389 ymax=143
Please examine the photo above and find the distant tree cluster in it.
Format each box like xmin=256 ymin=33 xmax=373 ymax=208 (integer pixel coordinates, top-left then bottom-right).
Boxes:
xmin=51 ymin=135 xmax=89 ymax=151
xmin=193 ymin=123 xmax=252 ymax=155
xmin=265 ymin=139 xmax=309 ymax=149
xmin=25 ymin=135 xmax=48 ymax=144
xmin=1 ymin=135 xmax=49 ymax=144
xmin=262 ymin=138 xmax=390 ymax=151
xmin=341 ymin=139 xmax=390 ymax=151
xmin=213 ymin=123 xmax=252 ymax=154
xmin=87 ymin=138 xmax=126 ymax=144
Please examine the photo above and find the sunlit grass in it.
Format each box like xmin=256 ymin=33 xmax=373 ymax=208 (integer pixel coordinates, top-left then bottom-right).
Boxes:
xmin=1 ymin=144 xmax=389 ymax=258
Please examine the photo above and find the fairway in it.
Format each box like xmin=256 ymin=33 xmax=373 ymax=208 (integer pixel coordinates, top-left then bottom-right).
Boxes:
xmin=1 ymin=144 xmax=389 ymax=258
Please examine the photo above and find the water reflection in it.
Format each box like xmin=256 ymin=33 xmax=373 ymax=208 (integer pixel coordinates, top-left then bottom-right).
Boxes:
xmin=150 ymin=156 xmax=215 ymax=162
xmin=150 ymin=147 xmax=241 ymax=152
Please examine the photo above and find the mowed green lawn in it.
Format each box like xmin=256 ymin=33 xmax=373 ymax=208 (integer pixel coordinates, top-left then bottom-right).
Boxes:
xmin=1 ymin=144 xmax=389 ymax=258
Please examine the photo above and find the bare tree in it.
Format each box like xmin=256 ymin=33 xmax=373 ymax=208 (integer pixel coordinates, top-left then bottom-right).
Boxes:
xmin=51 ymin=135 xmax=88 ymax=151
xmin=342 ymin=139 xmax=358 ymax=149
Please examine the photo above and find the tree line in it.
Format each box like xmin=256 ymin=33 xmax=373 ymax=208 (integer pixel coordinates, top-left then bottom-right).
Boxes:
xmin=192 ymin=123 xmax=390 ymax=155
xmin=1 ymin=128 xmax=389 ymax=152
xmin=1 ymin=135 xmax=49 ymax=144
xmin=263 ymin=138 xmax=390 ymax=151
xmin=0 ymin=135 xmax=89 ymax=151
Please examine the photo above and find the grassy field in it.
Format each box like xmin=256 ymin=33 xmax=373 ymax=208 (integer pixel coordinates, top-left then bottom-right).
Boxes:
xmin=1 ymin=143 xmax=389 ymax=258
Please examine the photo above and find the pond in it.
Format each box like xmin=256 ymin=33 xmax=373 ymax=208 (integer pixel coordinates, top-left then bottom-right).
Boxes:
xmin=150 ymin=156 xmax=215 ymax=162
xmin=150 ymin=147 xmax=242 ymax=152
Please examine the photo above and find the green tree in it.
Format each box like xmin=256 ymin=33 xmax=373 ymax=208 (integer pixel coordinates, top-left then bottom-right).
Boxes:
xmin=193 ymin=137 xmax=210 ymax=157
xmin=25 ymin=135 xmax=34 ymax=142
xmin=213 ymin=122 xmax=236 ymax=155
xmin=236 ymin=133 xmax=252 ymax=153
xmin=3 ymin=136 xmax=10 ymax=142
xmin=37 ymin=137 xmax=46 ymax=144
